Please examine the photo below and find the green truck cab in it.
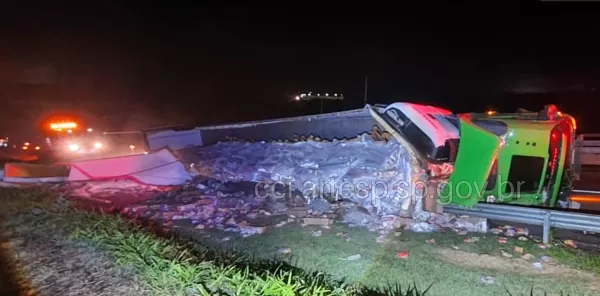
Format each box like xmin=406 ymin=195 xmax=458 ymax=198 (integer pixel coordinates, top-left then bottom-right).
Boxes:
xmin=442 ymin=105 xmax=577 ymax=208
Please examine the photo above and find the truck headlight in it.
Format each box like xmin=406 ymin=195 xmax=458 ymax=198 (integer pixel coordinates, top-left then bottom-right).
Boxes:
xmin=94 ymin=142 xmax=103 ymax=149
xmin=68 ymin=143 xmax=79 ymax=151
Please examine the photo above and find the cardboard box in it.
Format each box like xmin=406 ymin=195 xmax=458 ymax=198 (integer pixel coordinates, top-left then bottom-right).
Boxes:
xmin=303 ymin=217 xmax=333 ymax=226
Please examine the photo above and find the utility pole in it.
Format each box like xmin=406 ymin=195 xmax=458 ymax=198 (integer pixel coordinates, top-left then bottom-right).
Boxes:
xmin=364 ymin=76 xmax=368 ymax=105
xmin=320 ymin=98 xmax=324 ymax=114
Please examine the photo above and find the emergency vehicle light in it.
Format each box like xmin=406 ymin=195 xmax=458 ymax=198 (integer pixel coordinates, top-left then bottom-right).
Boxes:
xmin=50 ymin=122 xmax=77 ymax=130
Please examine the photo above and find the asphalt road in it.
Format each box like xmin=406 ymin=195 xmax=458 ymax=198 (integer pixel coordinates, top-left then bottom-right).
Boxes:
xmin=574 ymin=167 xmax=600 ymax=211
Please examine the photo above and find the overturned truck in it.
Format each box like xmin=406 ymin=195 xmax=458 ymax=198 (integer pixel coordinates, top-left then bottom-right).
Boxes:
xmin=142 ymin=103 xmax=579 ymax=218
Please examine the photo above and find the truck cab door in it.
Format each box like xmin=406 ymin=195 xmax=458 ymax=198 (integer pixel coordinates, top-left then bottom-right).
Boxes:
xmin=439 ymin=117 xmax=501 ymax=207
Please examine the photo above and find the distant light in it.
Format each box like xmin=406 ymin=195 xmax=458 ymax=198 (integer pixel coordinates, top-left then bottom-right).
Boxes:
xmin=94 ymin=142 xmax=103 ymax=149
xmin=68 ymin=144 xmax=79 ymax=152
xmin=22 ymin=146 xmax=27 ymax=150
xmin=24 ymin=142 xmax=30 ymax=146
xmin=334 ymin=93 xmax=338 ymax=96
xmin=487 ymin=110 xmax=496 ymax=115
xmin=325 ymin=93 xmax=329 ymax=96
xmin=87 ymin=128 xmax=93 ymax=132
xmin=129 ymin=145 xmax=136 ymax=149
xmin=50 ymin=122 xmax=77 ymax=130
xmin=67 ymin=129 xmax=73 ymax=133
xmin=295 ymin=96 xmax=300 ymax=101
xmin=35 ymin=146 xmax=40 ymax=150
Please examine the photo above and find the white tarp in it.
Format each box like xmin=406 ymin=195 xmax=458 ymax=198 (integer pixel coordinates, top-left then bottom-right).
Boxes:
xmin=191 ymin=135 xmax=413 ymax=215
xmin=68 ymin=149 xmax=192 ymax=186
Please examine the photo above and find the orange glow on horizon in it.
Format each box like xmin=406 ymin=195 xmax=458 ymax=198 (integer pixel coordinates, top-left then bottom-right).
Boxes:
xmin=50 ymin=122 xmax=77 ymax=130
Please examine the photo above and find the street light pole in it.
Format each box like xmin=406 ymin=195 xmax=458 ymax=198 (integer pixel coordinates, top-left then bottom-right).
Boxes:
xmin=320 ymin=98 xmax=324 ymax=114
xmin=364 ymin=76 xmax=368 ymax=105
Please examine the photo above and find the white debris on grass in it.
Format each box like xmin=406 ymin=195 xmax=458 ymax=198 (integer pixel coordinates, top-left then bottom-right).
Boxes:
xmin=339 ymin=254 xmax=362 ymax=261
xmin=426 ymin=213 xmax=488 ymax=233
xmin=480 ymin=276 xmax=496 ymax=285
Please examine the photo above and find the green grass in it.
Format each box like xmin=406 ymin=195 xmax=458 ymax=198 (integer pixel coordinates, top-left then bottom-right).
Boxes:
xmin=203 ymin=223 xmax=600 ymax=296
xmin=399 ymin=230 xmax=600 ymax=275
xmin=547 ymin=246 xmax=600 ymax=274
xmin=0 ymin=187 xmax=430 ymax=295
xmin=2 ymin=187 xmax=600 ymax=295
xmin=0 ymin=186 xmax=59 ymax=216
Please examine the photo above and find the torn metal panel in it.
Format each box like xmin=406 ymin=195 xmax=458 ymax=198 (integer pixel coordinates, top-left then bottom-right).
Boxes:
xmin=68 ymin=149 xmax=192 ymax=186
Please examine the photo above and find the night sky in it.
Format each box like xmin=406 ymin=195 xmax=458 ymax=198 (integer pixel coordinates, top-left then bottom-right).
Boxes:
xmin=1 ymin=3 xmax=600 ymax=142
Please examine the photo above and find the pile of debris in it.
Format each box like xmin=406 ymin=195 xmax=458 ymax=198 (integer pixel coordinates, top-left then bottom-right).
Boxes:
xmin=0 ymin=130 xmax=484 ymax=241
xmin=104 ymin=174 xmax=486 ymax=241
xmin=187 ymin=133 xmax=415 ymax=216
xmin=62 ymin=180 xmax=172 ymax=211
xmin=114 ymin=176 xmax=418 ymax=238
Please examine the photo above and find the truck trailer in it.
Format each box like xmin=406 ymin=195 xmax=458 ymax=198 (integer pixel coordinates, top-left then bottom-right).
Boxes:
xmin=142 ymin=103 xmax=585 ymax=216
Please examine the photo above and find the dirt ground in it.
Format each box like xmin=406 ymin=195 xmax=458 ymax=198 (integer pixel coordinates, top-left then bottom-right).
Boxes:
xmin=434 ymin=247 xmax=600 ymax=291
xmin=1 ymin=215 xmax=150 ymax=296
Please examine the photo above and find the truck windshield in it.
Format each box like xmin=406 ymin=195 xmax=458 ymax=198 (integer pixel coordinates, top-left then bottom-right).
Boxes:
xmin=383 ymin=108 xmax=436 ymax=159
xmin=440 ymin=115 xmax=459 ymax=130
xmin=431 ymin=114 xmax=460 ymax=136
xmin=472 ymin=119 xmax=508 ymax=136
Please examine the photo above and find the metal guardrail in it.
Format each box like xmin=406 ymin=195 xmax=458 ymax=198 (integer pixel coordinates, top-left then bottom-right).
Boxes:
xmin=443 ymin=203 xmax=600 ymax=244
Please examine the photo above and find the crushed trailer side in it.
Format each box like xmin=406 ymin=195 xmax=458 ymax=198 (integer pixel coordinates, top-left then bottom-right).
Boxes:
xmin=142 ymin=106 xmax=436 ymax=218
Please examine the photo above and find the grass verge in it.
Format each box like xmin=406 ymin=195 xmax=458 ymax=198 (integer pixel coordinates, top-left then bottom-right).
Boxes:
xmin=68 ymin=212 xmax=437 ymax=295
xmin=2 ymin=187 xmax=600 ymax=295
xmin=198 ymin=223 xmax=600 ymax=295
xmin=1 ymin=187 xmax=430 ymax=296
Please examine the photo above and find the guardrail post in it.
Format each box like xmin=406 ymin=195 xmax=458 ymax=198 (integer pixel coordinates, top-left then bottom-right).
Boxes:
xmin=543 ymin=213 xmax=551 ymax=244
